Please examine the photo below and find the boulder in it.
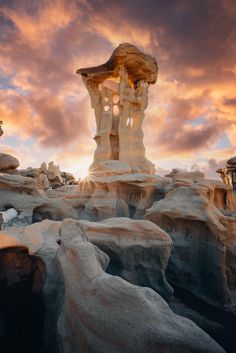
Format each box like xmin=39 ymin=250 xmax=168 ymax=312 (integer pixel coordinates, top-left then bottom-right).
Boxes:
xmin=32 ymin=201 xmax=78 ymax=223
xmin=0 ymin=173 xmax=40 ymax=195
xmin=0 ymin=153 xmax=19 ymax=172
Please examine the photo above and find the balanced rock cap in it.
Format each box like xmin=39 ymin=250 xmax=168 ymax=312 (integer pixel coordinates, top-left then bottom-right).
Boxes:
xmin=227 ymin=156 xmax=236 ymax=165
xmin=76 ymin=43 xmax=158 ymax=86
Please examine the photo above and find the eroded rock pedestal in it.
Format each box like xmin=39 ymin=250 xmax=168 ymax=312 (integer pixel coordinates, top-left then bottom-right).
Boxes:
xmin=77 ymin=43 xmax=157 ymax=175
xmin=217 ymin=156 xmax=236 ymax=191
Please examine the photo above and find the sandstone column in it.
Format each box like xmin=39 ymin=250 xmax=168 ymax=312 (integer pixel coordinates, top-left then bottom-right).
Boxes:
xmin=77 ymin=43 xmax=158 ymax=175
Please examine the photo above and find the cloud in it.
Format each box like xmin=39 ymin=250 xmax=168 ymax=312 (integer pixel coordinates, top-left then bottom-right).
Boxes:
xmin=224 ymin=98 xmax=236 ymax=106
xmin=29 ymin=94 xmax=92 ymax=147
xmin=0 ymin=0 xmax=235 ymax=178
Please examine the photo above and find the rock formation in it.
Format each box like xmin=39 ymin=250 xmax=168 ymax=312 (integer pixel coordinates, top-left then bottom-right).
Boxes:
xmin=145 ymin=170 xmax=236 ymax=310
xmin=0 ymin=172 xmax=78 ymax=227
xmin=57 ymin=219 xmax=225 ymax=353
xmin=0 ymin=220 xmax=62 ymax=353
xmin=20 ymin=161 xmax=77 ymax=190
xmin=0 ymin=208 xmax=18 ymax=229
xmin=0 ymin=120 xmax=3 ymax=137
xmin=63 ymin=217 xmax=173 ymax=301
xmin=0 ymin=153 xmax=20 ymax=174
xmin=74 ymin=173 xmax=168 ymax=221
xmin=77 ymin=43 xmax=157 ymax=175
xmin=217 ymin=157 xmax=236 ymax=191
xmin=0 ymin=218 xmax=225 ymax=353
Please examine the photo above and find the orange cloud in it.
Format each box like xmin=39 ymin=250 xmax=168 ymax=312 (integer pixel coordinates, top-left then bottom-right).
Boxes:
xmin=0 ymin=0 xmax=235 ymax=179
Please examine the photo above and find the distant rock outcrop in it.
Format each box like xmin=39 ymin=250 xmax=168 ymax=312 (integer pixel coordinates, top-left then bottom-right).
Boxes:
xmin=0 ymin=153 xmax=20 ymax=173
xmin=216 ymin=156 xmax=236 ymax=190
xmin=20 ymin=161 xmax=77 ymax=190
xmin=0 ymin=121 xmax=3 ymax=137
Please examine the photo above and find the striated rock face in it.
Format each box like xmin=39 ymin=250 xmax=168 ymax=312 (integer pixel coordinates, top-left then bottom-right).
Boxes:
xmin=145 ymin=170 xmax=236 ymax=311
xmin=0 ymin=217 xmax=230 ymax=353
xmin=57 ymin=220 xmax=225 ymax=353
xmin=5 ymin=216 xmax=172 ymax=301
xmin=62 ymin=217 xmax=173 ymax=301
xmin=77 ymin=43 xmax=157 ymax=175
xmin=0 ymin=218 xmax=225 ymax=353
xmin=0 ymin=153 xmax=19 ymax=173
xmin=74 ymin=173 xmax=168 ymax=221
xmin=0 ymin=173 xmax=40 ymax=195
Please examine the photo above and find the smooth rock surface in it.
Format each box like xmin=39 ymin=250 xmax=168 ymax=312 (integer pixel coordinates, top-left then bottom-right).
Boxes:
xmin=0 ymin=220 xmax=62 ymax=353
xmin=0 ymin=153 xmax=19 ymax=172
xmin=145 ymin=171 xmax=236 ymax=310
xmin=63 ymin=217 xmax=173 ymax=300
xmin=57 ymin=220 xmax=225 ymax=353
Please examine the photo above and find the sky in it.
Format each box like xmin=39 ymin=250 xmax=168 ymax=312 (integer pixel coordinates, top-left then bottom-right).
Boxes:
xmin=0 ymin=0 xmax=236 ymax=179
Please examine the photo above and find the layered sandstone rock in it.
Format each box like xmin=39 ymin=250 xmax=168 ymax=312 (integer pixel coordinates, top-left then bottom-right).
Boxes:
xmin=6 ymin=216 xmax=172 ymax=301
xmin=0 ymin=173 xmax=78 ymax=226
xmin=0 ymin=220 xmax=62 ymax=353
xmin=0 ymin=218 xmax=225 ymax=353
xmin=77 ymin=43 xmax=157 ymax=175
xmin=0 ymin=173 xmax=40 ymax=195
xmin=57 ymin=220 xmax=225 ymax=353
xmin=63 ymin=217 xmax=173 ymax=301
xmin=145 ymin=170 xmax=236 ymax=311
xmin=20 ymin=161 xmax=77 ymax=191
xmin=74 ymin=173 xmax=169 ymax=221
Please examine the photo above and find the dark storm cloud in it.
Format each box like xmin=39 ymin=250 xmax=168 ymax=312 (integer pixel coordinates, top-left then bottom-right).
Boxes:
xmin=30 ymin=95 xmax=91 ymax=147
xmin=157 ymin=117 xmax=228 ymax=153
xmin=224 ymin=98 xmax=236 ymax=106
xmin=85 ymin=0 xmax=236 ymax=78
xmin=0 ymin=0 xmax=235 ymax=169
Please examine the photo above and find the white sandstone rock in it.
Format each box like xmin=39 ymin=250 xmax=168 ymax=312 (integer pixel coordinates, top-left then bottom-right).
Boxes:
xmin=57 ymin=220 xmax=225 ymax=353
